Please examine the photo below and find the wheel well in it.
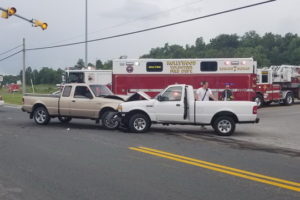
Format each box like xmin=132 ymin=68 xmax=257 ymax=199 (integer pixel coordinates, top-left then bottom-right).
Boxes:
xmin=99 ymin=107 xmax=116 ymax=118
xmin=211 ymin=111 xmax=238 ymax=124
xmin=30 ymin=103 xmax=47 ymax=118
xmin=125 ymin=110 xmax=151 ymax=124
xmin=256 ymin=92 xmax=263 ymax=98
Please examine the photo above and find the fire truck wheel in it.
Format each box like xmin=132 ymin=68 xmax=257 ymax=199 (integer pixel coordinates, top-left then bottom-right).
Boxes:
xmin=58 ymin=116 xmax=72 ymax=123
xmin=254 ymin=94 xmax=264 ymax=107
xmin=33 ymin=106 xmax=50 ymax=125
xmin=284 ymin=93 xmax=294 ymax=106
xmin=101 ymin=111 xmax=120 ymax=130
xmin=128 ymin=113 xmax=151 ymax=133
xmin=212 ymin=116 xmax=236 ymax=136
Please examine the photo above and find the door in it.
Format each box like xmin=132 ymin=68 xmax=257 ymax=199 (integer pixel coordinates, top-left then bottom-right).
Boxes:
xmin=59 ymin=85 xmax=72 ymax=116
xmin=154 ymin=86 xmax=185 ymax=122
xmin=69 ymin=86 xmax=97 ymax=118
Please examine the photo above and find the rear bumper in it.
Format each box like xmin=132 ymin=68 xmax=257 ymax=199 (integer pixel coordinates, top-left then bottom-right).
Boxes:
xmin=239 ymin=118 xmax=260 ymax=124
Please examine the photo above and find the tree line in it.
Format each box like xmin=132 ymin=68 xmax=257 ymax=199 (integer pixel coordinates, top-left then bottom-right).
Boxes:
xmin=141 ymin=31 xmax=300 ymax=67
xmin=1 ymin=31 xmax=300 ymax=85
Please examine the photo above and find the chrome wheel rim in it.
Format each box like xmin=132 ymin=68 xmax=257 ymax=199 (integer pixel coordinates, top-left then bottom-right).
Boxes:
xmin=133 ymin=118 xmax=146 ymax=131
xmin=287 ymin=95 xmax=293 ymax=104
xmin=217 ymin=120 xmax=232 ymax=134
xmin=35 ymin=110 xmax=46 ymax=123
xmin=255 ymin=97 xmax=261 ymax=107
xmin=104 ymin=115 xmax=119 ymax=129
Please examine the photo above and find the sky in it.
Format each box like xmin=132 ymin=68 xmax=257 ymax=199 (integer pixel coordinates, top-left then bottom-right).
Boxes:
xmin=0 ymin=0 xmax=299 ymax=75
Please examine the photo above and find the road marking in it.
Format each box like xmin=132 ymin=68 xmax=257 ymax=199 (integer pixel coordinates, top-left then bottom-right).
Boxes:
xmin=129 ymin=146 xmax=300 ymax=192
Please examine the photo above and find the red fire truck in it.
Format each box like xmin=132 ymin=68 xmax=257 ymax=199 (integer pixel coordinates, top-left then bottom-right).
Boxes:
xmin=112 ymin=58 xmax=300 ymax=107
xmin=255 ymin=65 xmax=300 ymax=106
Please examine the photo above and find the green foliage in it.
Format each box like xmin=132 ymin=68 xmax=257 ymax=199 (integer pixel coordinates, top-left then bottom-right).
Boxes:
xmin=141 ymin=31 xmax=300 ymax=67
xmin=74 ymin=58 xmax=85 ymax=69
xmin=95 ymin=59 xmax=112 ymax=70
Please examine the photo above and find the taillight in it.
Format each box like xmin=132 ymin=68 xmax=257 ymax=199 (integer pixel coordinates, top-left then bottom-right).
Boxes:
xmin=253 ymin=106 xmax=258 ymax=114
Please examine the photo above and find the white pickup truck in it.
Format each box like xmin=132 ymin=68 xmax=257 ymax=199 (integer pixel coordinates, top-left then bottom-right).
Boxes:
xmin=117 ymin=84 xmax=259 ymax=136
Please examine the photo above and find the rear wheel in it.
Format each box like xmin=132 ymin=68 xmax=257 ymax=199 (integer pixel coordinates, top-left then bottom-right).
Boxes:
xmin=212 ymin=116 xmax=236 ymax=136
xmin=101 ymin=111 xmax=120 ymax=130
xmin=128 ymin=113 xmax=151 ymax=133
xmin=254 ymin=94 xmax=264 ymax=107
xmin=33 ymin=107 xmax=50 ymax=125
xmin=58 ymin=116 xmax=72 ymax=123
xmin=283 ymin=93 xmax=294 ymax=106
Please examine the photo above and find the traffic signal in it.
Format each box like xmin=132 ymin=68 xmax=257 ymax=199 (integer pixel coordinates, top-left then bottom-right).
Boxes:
xmin=32 ymin=19 xmax=48 ymax=30
xmin=1 ymin=7 xmax=17 ymax=18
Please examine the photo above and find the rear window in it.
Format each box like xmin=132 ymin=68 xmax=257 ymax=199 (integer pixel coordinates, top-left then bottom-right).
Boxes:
xmin=200 ymin=61 xmax=218 ymax=71
xmin=146 ymin=62 xmax=163 ymax=72
xmin=62 ymin=86 xmax=72 ymax=97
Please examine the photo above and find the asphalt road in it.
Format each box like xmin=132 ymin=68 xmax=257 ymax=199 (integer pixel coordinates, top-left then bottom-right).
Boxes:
xmin=0 ymin=106 xmax=300 ymax=200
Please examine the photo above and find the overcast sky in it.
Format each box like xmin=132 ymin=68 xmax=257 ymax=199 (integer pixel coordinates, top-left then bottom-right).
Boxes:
xmin=0 ymin=0 xmax=299 ymax=75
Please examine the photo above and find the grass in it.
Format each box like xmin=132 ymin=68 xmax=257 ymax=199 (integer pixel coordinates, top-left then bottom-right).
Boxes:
xmin=0 ymin=84 xmax=58 ymax=105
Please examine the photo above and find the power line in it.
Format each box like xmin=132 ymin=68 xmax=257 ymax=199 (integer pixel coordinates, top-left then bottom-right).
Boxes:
xmin=0 ymin=45 xmax=22 ymax=56
xmin=26 ymin=0 xmax=276 ymax=51
xmin=45 ymin=0 xmax=205 ymax=46
xmin=0 ymin=50 xmax=22 ymax=63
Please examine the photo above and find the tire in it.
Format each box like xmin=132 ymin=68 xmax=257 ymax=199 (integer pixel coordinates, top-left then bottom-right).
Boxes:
xmin=33 ymin=106 xmax=50 ymax=125
xmin=101 ymin=111 xmax=120 ymax=130
xmin=254 ymin=94 xmax=264 ymax=107
xmin=212 ymin=116 xmax=236 ymax=136
xmin=283 ymin=93 xmax=294 ymax=106
xmin=128 ymin=113 xmax=151 ymax=133
xmin=58 ymin=116 xmax=72 ymax=123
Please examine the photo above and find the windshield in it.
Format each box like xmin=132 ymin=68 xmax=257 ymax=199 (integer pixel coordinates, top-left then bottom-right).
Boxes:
xmin=90 ymin=85 xmax=113 ymax=97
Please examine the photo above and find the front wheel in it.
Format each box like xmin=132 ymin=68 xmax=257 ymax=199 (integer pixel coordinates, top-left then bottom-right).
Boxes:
xmin=128 ymin=113 xmax=151 ymax=133
xmin=101 ymin=111 xmax=120 ymax=130
xmin=212 ymin=116 xmax=236 ymax=136
xmin=33 ymin=107 xmax=50 ymax=125
xmin=283 ymin=93 xmax=294 ymax=106
xmin=58 ymin=116 xmax=72 ymax=123
xmin=254 ymin=94 xmax=264 ymax=107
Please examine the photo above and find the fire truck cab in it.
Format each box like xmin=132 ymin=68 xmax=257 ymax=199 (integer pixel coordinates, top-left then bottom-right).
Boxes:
xmin=255 ymin=65 xmax=300 ymax=106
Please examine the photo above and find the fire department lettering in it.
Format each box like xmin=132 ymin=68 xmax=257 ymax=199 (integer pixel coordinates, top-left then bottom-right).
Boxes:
xmin=167 ymin=60 xmax=195 ymax=74
xmin=220 ymin=66 xmax=250 ymax=71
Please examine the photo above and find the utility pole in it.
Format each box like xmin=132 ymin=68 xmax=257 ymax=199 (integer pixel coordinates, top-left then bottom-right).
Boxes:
xmin=85 ymin=0 xmax=88 ymax=68
xmin=22 ymin=38 xmax=26 ymax=95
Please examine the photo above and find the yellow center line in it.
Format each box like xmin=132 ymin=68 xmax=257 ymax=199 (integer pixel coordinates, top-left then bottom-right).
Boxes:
xmin=129 ymin=147 xmax=300 ymax=192
xmin=138 ymin=146 xmax=300 ymax=188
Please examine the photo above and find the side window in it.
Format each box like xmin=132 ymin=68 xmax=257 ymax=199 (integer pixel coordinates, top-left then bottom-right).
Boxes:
xmin=74 ymin=86 xmax=93 ymax=99
xmin=200 ymin=61 xmax=218 ymax=71
xmin=261 ymin=71 xmax=269 ymax=83
xmin=262 ymin=74 xmax=268 ymax=83
xmin=62 ymin=86 xmax=72 ymax=97
xmin=160 ymin=86 xmax=182 ymax=101
xmin=146 ymin=62 xmax=163 ymax=72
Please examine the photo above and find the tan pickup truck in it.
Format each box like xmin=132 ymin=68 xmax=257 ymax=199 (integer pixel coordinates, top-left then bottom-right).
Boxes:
xmin=22 ymin=83 xmax=148 ymax=129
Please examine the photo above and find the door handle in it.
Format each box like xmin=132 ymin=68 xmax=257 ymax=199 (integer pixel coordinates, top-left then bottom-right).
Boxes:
xmin=176 ymin=104 xmax=181 ymax=107
xmin=72 ymin=100 xmax=76 ymax=103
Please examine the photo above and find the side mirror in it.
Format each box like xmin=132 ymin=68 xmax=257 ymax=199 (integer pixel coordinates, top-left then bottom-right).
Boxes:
xmin=85 ymin=92 xmax=93 ymax=99
xmin=157 ymin=95 xmax=162 ymax=101
xmin=157 ymin=95 xmax=168 ymax=101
